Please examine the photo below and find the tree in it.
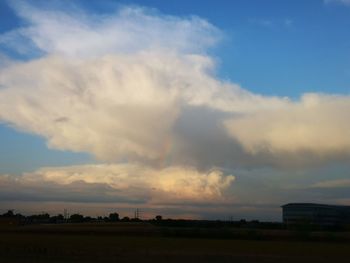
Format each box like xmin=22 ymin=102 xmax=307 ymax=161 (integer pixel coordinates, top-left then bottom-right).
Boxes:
xmin=56 ymin=214 xmax=64 ymax=221
xmin=2 ymin=210 xmax=14 ymax=217
xmin=70 ymin=214 xmax=84 ymax=222
xmin=109 ymin=212 xmax=119 ymax=222
xmin=121 ymin=216 xmax=130 ymax=222
xmin=155 ymin=215 xmax=162 ymax=221
xmin=49 ymin=214 xmax=64 ymax=223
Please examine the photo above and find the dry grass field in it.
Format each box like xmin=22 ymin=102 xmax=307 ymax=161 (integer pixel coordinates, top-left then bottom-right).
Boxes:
xmin=1 ymin=223 xmax=350 ymax=262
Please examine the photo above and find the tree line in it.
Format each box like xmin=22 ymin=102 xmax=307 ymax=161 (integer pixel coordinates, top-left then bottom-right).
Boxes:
xmin=0 ymin=209 xmax=157 ymax=224
xmin=0 ymin=210 xmax=285 ymax=230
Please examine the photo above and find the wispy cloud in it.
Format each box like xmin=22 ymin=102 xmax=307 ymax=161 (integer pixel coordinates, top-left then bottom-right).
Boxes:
xmin=312 ymin=178 xmax=350 ymax=188
xmin=324 ymin=0 xmax=350 ymax=6
xmin=1 ymin=2 xmax=221 ymax=57
xmin=284 ymin=19 xmax=293 ymax=27
xmin=249 ymin=18 xmax=294 ymax=29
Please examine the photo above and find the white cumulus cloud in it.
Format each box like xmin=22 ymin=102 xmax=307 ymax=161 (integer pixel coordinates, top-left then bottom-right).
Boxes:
xmin=224 ymin=93 xmax=350 ymax=158
xmin=0 ymin=1 xmax=350 ymax=174
xmin=0 ymin=164 xmax=235 ymax=203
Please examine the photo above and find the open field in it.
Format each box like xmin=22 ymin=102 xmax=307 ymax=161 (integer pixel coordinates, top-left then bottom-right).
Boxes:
xmin=1 ymin=223 xmax=350 ymax=262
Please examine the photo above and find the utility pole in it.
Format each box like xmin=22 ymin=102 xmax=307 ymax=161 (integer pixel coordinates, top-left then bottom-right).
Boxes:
xmin=134 ymin=208 xmax=141 ymax=220
xmin=64 ymin=209 xmax=68 ymax=221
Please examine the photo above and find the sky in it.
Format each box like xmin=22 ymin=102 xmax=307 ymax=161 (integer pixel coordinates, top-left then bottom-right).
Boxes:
xmin=1 ymin=0 xmax=350 ymax=221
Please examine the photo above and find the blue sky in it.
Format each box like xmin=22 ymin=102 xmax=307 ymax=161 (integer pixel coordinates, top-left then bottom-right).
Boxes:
xmin=1 ymin=0 xmax=350 ymax=219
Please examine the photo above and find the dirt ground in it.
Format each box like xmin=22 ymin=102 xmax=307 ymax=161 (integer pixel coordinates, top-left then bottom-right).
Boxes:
xmin=1 ymin=223 xmax=350 ymax=262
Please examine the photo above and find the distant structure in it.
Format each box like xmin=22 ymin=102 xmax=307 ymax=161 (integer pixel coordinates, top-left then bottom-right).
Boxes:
xmin=282 ymin=203 xmax=350 ymax=227
xmin=63 ymin=209 xmax=69 ymax=220
xmin=134 ymin=208 xmax=141 ymax=220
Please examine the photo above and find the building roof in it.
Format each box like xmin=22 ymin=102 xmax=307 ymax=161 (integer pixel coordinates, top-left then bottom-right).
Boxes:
xmin=281 ymin=203 xmax=350 ymax=210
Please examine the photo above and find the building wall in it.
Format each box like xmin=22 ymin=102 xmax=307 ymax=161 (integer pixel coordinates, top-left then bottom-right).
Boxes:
xmin=282 ymin=203 xmax=350 ymax=227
